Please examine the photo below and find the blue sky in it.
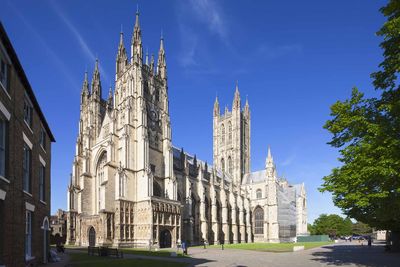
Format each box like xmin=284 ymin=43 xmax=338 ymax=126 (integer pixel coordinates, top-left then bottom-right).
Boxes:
xmin=1 ymin=0 xmax=386 ymax=223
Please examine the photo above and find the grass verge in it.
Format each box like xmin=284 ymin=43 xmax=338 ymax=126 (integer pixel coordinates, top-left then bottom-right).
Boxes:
xmin=194 ymin=241 xmax=333 ymax=252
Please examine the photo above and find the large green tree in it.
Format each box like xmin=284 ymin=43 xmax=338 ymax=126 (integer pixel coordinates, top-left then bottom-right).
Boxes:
xmin=321 ymin=0 xmax=400 ymax=248
xmin=312 ymin=214 xmax=352 ymax=236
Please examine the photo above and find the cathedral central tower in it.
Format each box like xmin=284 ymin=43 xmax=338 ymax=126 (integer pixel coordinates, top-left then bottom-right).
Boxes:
xmin=213 ymin=84 xmax=250 ymax=184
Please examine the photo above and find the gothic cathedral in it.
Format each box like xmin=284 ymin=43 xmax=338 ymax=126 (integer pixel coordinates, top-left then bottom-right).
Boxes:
xmin=66 ymin=11 xmax=307 ymax=248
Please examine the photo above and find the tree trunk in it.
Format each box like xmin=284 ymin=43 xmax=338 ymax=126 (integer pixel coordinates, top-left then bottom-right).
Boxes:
xmin=389 ymin=231 xmax=400 ymax=252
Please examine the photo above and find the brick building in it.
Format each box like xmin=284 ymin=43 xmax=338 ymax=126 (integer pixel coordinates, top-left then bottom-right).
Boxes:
xmin=0 ymin=22 xmax=55 ymax=266
xmin=50 ymin=209 xmax=67 ymax=245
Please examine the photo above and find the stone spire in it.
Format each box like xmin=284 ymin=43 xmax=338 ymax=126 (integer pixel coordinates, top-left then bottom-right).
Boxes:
xmin=213 ymin=95 xmax=220 ymax=117
xmin=107 ymin=86 xmax=113 ymax=108
xmin=157 ymin=33 xmax=167 ymax=80
xmin=244 ymin=95 xmax=250 ymax=115
xmin=80 ymin=71 xmax=89 ymax=103
xmin=145 ymin=48 xmax=149 ymax=65
xmin=266 ymin=146 xmax=275 ymax=178
xmin=148 ymin=54 xmax=154 ymax=73
xmin=233 ymin=81 xmax=241 ymax=110
xmin=116 ymin=30 xmax=127 ymax=75
xmin=91 ymin=59 xmax=102 ymax=98
xmin=131 ymin=8 xmax=142 ymax=64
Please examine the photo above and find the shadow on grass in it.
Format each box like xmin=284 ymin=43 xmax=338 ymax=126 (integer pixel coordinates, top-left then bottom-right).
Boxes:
xmin=310 ymin=244 xmax=400 ymax=267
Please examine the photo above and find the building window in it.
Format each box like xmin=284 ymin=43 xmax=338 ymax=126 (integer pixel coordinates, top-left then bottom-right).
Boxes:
xmin=221 ymin=158 xmax=225 ymax=173
xmin=254 ymin=207 xmax=264 ymax=234
xmin=25 ymin=210 xmax=32 ymax=259
xmin=39 ymin=165 xmax=45 ymax=202
xmin=119 ymin=172 xmax=125 ymax=197
xmin=0 ymin=116 xmax=8 ymax=178
xmin=0 ymin=50 xmax=9 ymax=92
xmin=23 ymin=143 xmax=31 ymax=193
xmin=256 ymin=189 xmax=262 ymax=199
xmin=24 ymin=96 xmax=33 ymax=128
xmin=40 ymin=128 xmax=46 ymax=150
xmin=221 ymin=124 xmax=225 ymax=144
xmin=97 ymin=152 xmax=107 ymax=184
xmin=228 ymin=121 xmax=232 ymax=143
xmin=228 ymin=156 xmax=232 ymax=175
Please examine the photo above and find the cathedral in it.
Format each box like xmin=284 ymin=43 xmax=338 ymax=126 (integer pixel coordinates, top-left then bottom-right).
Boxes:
xmin=66 ymin=11 xmax=307 ymax=248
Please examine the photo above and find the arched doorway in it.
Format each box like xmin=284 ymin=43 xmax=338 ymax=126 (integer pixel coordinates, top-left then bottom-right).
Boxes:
xmin=88 ymin=227 xmax=96 ymax=247
xmin=159 ymin=229 xmax=172 ymax=248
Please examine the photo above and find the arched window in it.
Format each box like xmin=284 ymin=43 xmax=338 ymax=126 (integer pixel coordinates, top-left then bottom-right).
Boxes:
xmin=228 ymin=121 xmax=232 ymax=143
xmin=97 ymin=152 xmax=107 ymax=184
xmin=228 ymin=156 xmax=233 ymax=175
xmin=153 ymin=181 xmax=162 ymax=197
xmin=96 ymin=152 xmax=107 ymax=211
xmin=256 ymin=189 xmax=262 ymax=199
xmin=221 ymin=158 xmax=225 ymax=173
xmin=254 ymin=206 xmax=264 ymax=234
xmin=221 ymin=124 xmax=225 ymax=144
xmin=119 ymin=172 xmax=125 ymax=197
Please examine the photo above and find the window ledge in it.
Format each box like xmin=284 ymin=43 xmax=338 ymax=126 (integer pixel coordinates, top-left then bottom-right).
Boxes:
xmin=40 ymin=144 xmax=47 ymax=153
xmin=24 ymin=121 xmax=34 ymax=134
xmin=0 ymin=175 xmax=10 ymax=183
xmin=0 ymin=81 xmax=11 ymax=100
xmin=40 ymin=200 xmax=47 ymax=205
xmin=23 ymin=190 xmax=32 ymax=197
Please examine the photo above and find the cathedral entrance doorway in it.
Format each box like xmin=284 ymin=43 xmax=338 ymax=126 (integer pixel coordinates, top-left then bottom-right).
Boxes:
xmin=88 ymin=226 xmax=96 ymax=247
xmin=160 ymin=229 xmax=172 ymax=248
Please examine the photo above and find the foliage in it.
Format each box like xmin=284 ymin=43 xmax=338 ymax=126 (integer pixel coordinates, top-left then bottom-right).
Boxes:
xmin=352 ymin=221 xmax=372 ymax=235
xmin=311 ymin=214 xmax=352 ymax=236
xmin=321 ymin=0 xmax=400 ymax=232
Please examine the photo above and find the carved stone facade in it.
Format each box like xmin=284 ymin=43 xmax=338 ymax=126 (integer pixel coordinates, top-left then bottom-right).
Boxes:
xmin=66 ymin=11 xmax=307 ymax=248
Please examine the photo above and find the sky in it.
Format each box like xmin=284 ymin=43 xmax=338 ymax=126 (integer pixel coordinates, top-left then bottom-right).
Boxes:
xmin=0 ymin=0 xmax=387 ymax=223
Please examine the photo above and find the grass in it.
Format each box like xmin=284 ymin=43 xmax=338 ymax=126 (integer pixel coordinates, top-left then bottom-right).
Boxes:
xmin=68 ymin=252 xmax=187 ymax=267
xmin=195 ymin=241 xmax=333 ymax=252
xmin=121 ymin=248 xmax=187 ymax=258
xmin=64 ymin=245 xmax=187 ymax=258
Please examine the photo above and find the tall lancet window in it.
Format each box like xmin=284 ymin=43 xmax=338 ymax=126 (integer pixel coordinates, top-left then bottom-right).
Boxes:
xmin=119 ymin=172 xmax=125 ymax=197
xmin=221 ymin=158 xmax=225 ymax=173
xmin=228 ymin=121 xmax=232 ymax=144
xmin=228 ymin=156 xmax=232 ymax=175
xmin=254 ymin=206 xmax=264 ymax=234
xmin=221 ymin=124 xmax=225 ymax=144
xmin=96 ymin=152 xmax=107 ymax=211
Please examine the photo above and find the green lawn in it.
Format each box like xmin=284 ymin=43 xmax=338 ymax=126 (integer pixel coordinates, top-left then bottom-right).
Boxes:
xmin=195 ymin=241 xmax=333 ymax=252
xmin=68 ymin=253 xmax=187 ymax=267
xmin=121 ymin=247 xmax=186 ymax=258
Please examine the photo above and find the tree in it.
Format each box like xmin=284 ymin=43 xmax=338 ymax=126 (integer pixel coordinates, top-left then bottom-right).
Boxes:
xmin=352 ymin=221 xmax=372 ymax=235
xmin=321 ymin=0 xmax=400 ymax=250
xmin=312 ymin=214 xmax=352 ymax=237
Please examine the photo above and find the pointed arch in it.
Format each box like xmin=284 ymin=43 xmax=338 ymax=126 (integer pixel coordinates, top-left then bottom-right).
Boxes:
xmin=254 ymin=206 xmax=264 ymax=234
xmin=221 ymin=124 xmax=225 ymax=144
xmin=228 ymin=156 xmax=232 ymax=175
xmin=228 ymin=121 xmax=232 ymax=143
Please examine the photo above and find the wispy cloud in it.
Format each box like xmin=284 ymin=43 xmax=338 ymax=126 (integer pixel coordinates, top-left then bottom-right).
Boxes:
xmin=178 ymin=24 xmax=199 ymax=67
xmin=280 ymin=153 xmax=297 ymax=167
xmin=50 ymin=1 xmax=110 ymax=85
xmin=5 ymin=0 xmax=78 ymax=89
xmin=188 ymin=0 xmax=228 ymax=42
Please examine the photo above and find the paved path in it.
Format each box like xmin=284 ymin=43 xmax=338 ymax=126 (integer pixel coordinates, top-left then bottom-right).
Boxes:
xmin=42 ymin=242 xmax=400 ymax=267
xmin=184 ymin=242 xmax=400 ymax=267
